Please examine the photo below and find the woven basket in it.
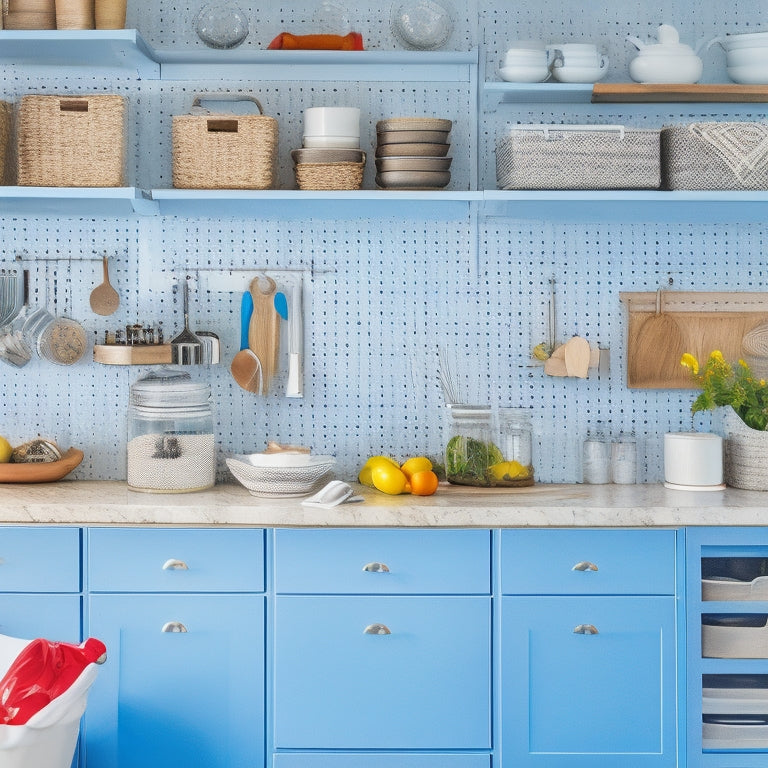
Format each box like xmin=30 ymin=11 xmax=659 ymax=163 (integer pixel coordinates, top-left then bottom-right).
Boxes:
xmin=662 ymin=122 xmax=768 ymax=190
xmin=54 ymin=0 xmax=93 ymax=28
xmin=496 ymin=124 xmax=661 ymax=190
xmin=0 ymin=100 xmax=13 ymax=185
xmin=17 ymin=94 xmax=126 ymax=187
xmin=294 ymin=157 xmax=365 ymax=190
xmin=94 ymin=0 xmax=124 ymax=28
xmin=721 ymin=406 xmax=768 ymax=490
xmin=172 ymin=95 xmax=278 ymax=190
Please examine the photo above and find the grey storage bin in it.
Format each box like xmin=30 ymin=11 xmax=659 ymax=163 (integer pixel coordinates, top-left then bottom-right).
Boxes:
xmin=662 ymin=121 xmax=768 ymax=190
xmin=496 ymin=124 xmax=661 ymax=190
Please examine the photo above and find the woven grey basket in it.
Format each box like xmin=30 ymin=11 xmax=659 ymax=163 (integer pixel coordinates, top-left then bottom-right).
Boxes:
xmin=721 ymin=406 xmax=768 ymax=491
xmin=662 ymin=122 xmax=768 ymax=190
xmin=496 ymin=124 xmax=661 ymax=190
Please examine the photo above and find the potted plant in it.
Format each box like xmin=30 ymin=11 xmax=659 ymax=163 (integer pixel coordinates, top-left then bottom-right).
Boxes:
xmin=681 ymin=350 xmax=768 ymax=490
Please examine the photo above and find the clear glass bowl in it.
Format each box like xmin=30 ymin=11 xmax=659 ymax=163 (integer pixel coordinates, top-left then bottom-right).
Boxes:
xmin=390 ymin=0 xmax=453 ymax=50
xmin=195 ymin=2 xmax=249 ymax=50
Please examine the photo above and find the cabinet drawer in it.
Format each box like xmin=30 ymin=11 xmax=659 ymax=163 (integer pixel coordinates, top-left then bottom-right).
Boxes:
xmin=501 ymin=529 xmax=676 ymax=595
xmin=0 ymin=594 xmax=81 ymax=641
xmin=274 ymin=595 xmax=491 ymax=749
xmin=274 ymin=528 xmax=490 ymax=594
xmin=0 ymin=527 xmax=80 ymax=592
xmin=88 ymin=528 xmax=264 ymax=592
xmin=274 ymin=755 xmax=490 ymax=768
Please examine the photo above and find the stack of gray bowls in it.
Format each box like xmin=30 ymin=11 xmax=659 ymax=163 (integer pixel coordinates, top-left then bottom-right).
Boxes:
xmin=375 ymin=117 xmax=452 ymax=189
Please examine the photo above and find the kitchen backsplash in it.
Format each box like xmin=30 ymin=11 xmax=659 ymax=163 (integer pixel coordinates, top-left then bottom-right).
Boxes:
xmin=1 ymin=0 xmax=767 ymax=484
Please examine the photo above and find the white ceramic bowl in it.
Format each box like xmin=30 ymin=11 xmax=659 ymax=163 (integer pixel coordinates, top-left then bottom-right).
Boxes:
xmin=226 ymin=455 xmax=336 ymax=497
xmin=714 ymin=31 xmax=768 ymax=51
xmin=499 ymin=64 xmax=550 ymax=82
xmin=303 ymin=107 xmax=360 ymax=138
xmin=503 ymin=48 xmax=547 ymax=67
xmin=725 ymin=46 xmax=768 ymax=66
xmin=552 ymin=64 xmax=607 ymax=83
xmin=303 ymin=135 xmax=361 ymax=149
xmin=727 ymin=64 xmax=768 ymax=83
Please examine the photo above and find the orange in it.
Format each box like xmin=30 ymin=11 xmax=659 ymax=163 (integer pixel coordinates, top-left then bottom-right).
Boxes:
xmin=410 ymin=470 xmax=439 ymax=496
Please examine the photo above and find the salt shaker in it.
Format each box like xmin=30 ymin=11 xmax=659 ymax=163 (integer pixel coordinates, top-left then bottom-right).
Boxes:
xmin=582 ymin=423 xmax=611 ymax=484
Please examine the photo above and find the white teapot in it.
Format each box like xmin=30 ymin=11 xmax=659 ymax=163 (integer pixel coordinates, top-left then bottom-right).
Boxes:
xmin=626 ymin=24 xmax=705 ymax=83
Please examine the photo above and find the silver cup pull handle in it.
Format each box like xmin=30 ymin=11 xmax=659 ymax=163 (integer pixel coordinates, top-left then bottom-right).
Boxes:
xmin=573 ymin=624 xmax=599 ymax=635
xmin=364 ymin=623 xmax=391 ymax=635
xmin=161 ymin=621 xmax=188 ymax=633
xmin=362 ymin=562 xmax=390 ymax=573
xmin=572 ymin=561 xmax=598 ymax=572
xmin=162 ymin=558 xmax=189 ymax=571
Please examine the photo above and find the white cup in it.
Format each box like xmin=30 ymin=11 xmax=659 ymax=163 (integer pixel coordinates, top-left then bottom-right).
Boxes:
xmin=303 ymin=107 xmax=360 ymax=139
xmin=664 ymin=432 xmax=724 ymax=489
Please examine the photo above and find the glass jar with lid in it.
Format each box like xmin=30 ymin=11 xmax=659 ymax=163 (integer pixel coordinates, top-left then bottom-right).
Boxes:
xmin=496 ymin=407 xmax=535 ymax=486
xmin=127 ymin=368 xmax=215 ymax=493
xmin=445 ymin=405 xmax=499 ymax=487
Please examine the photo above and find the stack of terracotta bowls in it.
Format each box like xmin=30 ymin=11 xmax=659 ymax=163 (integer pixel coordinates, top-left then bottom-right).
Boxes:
xmin=292 ymin=107 xmax=366 ymax=190
xmin=375 ymin=117 xmax=452 ymax=189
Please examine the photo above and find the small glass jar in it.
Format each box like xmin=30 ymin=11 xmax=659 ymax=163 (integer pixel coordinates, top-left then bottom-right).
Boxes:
xmin=582 ymin=423 xmax=611 ymax=484
xmin=497 ymin=407 xmax=535 ymax=486
xmin=127 ymin=368 xmax=215 ymax=493
xmin=611 ymin=431 xmax=638 ymax=485
xmin=445 ymin=405 xmax=499 ymax=487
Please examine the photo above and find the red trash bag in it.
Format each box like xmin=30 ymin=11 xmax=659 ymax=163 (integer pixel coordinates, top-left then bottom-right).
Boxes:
xmin=0 ymin=637 xmax=106 ymax=726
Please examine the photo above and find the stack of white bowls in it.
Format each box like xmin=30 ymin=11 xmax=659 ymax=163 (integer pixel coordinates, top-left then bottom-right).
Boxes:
xmin=499 ymin=40 xmax=551 ymax=83
xmin=375 ymin=117 xmax=452 ymax=189
xmin=710 ymin=31 xmax=768 ymax=84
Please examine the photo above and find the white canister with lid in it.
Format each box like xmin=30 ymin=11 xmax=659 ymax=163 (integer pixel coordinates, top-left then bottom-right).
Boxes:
xmin=664 ymin=432 xmax=724 ymax=490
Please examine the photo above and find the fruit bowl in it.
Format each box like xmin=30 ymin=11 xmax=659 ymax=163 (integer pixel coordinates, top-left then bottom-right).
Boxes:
xmin=0 ymin=448 xmax=84 ymax=483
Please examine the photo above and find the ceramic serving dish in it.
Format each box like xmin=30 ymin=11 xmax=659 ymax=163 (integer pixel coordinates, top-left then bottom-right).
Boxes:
xmin=375 ymin=141 xmax=450 ymax=157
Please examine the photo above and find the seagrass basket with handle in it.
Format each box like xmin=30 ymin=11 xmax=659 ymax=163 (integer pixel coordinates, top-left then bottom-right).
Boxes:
xmin=172 ymin=94 xmax=278 ymax=190
xmin=17 ymin=94 xmax=126 ymax=187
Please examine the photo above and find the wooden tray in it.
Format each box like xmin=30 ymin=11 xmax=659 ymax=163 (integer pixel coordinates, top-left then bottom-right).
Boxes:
xmin=0 ymin=447 xmax=83 ymax=483
xmin=592 ymin=83 xmax=768 ymax=103
xmin=620 ymin=291 xmax=768 ymax=389
xmin=93 ymin=344 xmax=172 ymax=365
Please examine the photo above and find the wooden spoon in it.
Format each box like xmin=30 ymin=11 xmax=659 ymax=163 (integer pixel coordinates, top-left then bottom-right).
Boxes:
xmin=231 ymin=291 xmax=262 ymax=393
xmin=89 ymin=254 xmax=120 ymax=316
xmin=248 ymin=276 xmax=280 ymax=395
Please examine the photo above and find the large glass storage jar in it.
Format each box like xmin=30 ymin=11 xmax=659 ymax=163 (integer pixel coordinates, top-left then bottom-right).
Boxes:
xmin=127 ymin=368 xmax=215 ymax=493
xmin=497 ymin=407 xmax=535 ymax=486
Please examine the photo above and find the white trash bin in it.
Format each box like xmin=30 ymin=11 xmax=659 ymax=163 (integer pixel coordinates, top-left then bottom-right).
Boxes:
xmin=0 ymin=633 xmax=104 ymax=768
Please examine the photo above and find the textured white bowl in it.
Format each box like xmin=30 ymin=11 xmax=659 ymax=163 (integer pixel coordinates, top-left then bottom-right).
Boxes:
xmin=226 ymin=456 xmax=336 ymax=497
xmin=552 ymin=64 xmax=608 ymax=83
xmin=727 ymin=64 xmax=768 ymax=83
xmin=499 ymin=64 xmax=550 ymax=83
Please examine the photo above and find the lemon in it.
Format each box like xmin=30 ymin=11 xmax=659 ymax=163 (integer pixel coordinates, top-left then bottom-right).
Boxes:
xmin=400 ymin=456 xmax=432 ymax=479
xmin=358 ymin=466 xmax=374 ymax=487
xmin=532 ymin=342 xmax=552 ymax=361
xmin=489 ymin=460 xmax=526 ymax=481
xmin=364 ymin=455 xmax=399 ymax=470
xmin=371 ymin=463 xmax=407 ymax=495
xmin=0 ymin=436 xmax=12 ymax=463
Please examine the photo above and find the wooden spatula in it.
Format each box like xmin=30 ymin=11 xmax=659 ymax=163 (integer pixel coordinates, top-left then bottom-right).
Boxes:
xmin=248 ymin=276 xmax=280 ymax=394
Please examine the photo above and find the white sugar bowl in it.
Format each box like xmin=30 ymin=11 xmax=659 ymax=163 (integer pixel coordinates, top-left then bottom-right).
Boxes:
xmin=627 ymin=23 xmax=705 ymax=83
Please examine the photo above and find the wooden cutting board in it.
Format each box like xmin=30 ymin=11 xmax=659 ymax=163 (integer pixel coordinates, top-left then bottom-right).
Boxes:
xmin=592 ymin=83 xmax=768 ymax=103
xmin=620 ymin=291 xmax=768 ymax=388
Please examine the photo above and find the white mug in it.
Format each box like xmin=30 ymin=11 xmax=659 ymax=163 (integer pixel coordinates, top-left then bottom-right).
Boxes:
xmin=548 ymin=43 xmax=609 ymax=83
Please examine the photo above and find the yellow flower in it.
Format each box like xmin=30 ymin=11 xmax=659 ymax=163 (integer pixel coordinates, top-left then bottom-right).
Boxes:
xmin=710 ymin=350 xmax=724 ymax=362
xmin=680 ymin=353 xmax=699 ymax=375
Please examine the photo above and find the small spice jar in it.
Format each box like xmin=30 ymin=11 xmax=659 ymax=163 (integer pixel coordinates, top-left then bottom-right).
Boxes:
xmin=611 ymin=431 xmax=638 ymax=485
xmin=127 ymin=368 xmax=215 ymax=493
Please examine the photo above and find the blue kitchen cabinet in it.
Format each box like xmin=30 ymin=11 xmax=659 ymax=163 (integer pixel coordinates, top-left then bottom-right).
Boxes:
xmin=0 ymin=526 xmax=82 ymax=641
xmin=686 ymin=527 xmax=768 ymax=768
xmin=500 ymin=529 xmax=678 ymax=768
xmin=272 ymin=528 xmax=492 ymax=755
xmin=83 ymin=528 xmax=266 ymax=768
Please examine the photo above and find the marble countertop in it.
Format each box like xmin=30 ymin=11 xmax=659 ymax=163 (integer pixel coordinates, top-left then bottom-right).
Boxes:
xmin=0 ymin=480 xmax=766 ymax=527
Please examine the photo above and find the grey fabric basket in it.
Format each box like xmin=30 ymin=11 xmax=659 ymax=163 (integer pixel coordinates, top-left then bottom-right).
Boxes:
xmin=662 ymin=122 xmax=768 ymax=190
xmin=496 ymin=124 xmax=661 ymax=190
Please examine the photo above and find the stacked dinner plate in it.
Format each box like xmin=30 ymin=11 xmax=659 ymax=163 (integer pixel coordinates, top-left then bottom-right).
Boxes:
xmin=375 ymin=117 xmax=452 ymax=189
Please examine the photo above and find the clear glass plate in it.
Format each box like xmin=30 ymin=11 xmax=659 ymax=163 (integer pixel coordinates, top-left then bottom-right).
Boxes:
xmin=195 ymin=2 xmax=250 ymax=50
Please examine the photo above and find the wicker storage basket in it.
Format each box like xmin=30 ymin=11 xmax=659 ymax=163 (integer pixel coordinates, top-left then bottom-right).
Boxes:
xmin=721 ymin=406 xmax=768 ymax=491
xmin=662 ymin=122 xmax=768 ymax=190
xmin=496 ymin=124 xmax=661 ymax=190
xmin=0 ymin=100 xmax=13 ymax=185
xmin=294 ymin=157 xmax=365 ymax=190
xmin=17 ymin=94 xmax=126 ymax=187
xmin=172 ymin=95 xmax=278 ymax=190
xmin=54 ymin=0 xmax=94 ymax=29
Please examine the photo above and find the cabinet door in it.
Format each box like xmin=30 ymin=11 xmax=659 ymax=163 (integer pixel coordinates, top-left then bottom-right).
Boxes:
xmin=85 ymin=594 xmax=265 ymax=768
xmin=0 ymin=594 xmax=81 ymax=641
xmin=502 ymin=596 xmax=676 ymax=768
xmin=274 ymin=595 xmax=491 ymax=749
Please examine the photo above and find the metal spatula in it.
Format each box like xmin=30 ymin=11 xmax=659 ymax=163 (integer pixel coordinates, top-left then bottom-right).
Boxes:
xmin=171 ymin=278 xmax=203 ymax=365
